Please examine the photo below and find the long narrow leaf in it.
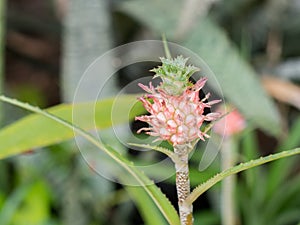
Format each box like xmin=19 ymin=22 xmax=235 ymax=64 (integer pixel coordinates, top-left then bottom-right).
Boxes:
xmin=186 ymin=147 xmax=300 ymax=205
xmin=0 ymin=94 xmax=144 ymax=158
xmin=0 ymin=96 xmax=180 ymax=225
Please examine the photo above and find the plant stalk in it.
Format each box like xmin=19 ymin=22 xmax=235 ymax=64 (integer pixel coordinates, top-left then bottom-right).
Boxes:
xmin=221 ymin=137 xmax=238 ymax=225
xmin=174 ymin=144 xmax=193 ymax=225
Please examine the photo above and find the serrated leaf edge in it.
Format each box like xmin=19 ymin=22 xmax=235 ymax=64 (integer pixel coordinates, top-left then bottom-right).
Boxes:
xmin=185 ymin=147 xmax=300 ymax=205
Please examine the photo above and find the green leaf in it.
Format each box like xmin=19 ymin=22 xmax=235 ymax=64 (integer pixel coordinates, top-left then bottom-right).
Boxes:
xmin=185 ymin=147 xmax=300 ymax=205
xmin=240 ymin=131 xmax=264 ymax=201
xmin=264 ymin=175 xmax=300 ymax=224
xmin=0 ymin=94 xmax=144 ymax=159
xmin=0 ymin=183 xmax=32 ymax=225
xmin=274 ymin=210 xmax=300 ymax=225
xmin=0 ymin=96 xmax=180 ymax=225
xmin=183 ymin=18 xmax=280 ymax=135
xmin=11 ymin=181 xmax=51 ymax=225
xmin=126 ymin=186 xmax=167 ymax=225
xmin=193 ymin=210 xmax=220 ymax=225
xmin=119 ymin=0 xmax=281 ymax=135
xmin=118 ymin=0 xmax=180 ymax=37
xmin=266 ymin=116 xmax=300 ymax=199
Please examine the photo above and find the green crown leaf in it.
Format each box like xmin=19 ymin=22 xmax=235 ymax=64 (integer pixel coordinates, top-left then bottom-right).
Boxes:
xmin=151 ymin=56 xmax=199 ymax=95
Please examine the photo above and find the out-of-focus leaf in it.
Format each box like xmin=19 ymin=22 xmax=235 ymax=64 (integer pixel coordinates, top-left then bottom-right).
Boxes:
xmin=119 ymin=0 xmax=281 ymax=135
xmin=126 ymin=186 xmax=167 ymax=225
xmin=240 ymin=131 xmax=265 ymax=213
xmin=0 ymin=0 xmax=5 ymax=126
xmin=0 ymin=183 xmax=31 ymax=225
xmin=118 ymin=0 xmax=180 ymax=37
xmin=274 ymin=210 xmax=300 ymax=225
xmin=264 ymin=175 xmax=300 ymax=224
xmin=12 ymin=181 xmax=51 ymax=225
xmin=262 ymin=76 xmax=300 ymax=110
xmin=266 ymin=116 xmax=300 ymax=199
xmin=183 ymin=18 xmax=280 ymax=135
xmin=193 ymin=210 xmax=220 ymax=225
xmin=0 ymin=94 xmax=144 ymax=159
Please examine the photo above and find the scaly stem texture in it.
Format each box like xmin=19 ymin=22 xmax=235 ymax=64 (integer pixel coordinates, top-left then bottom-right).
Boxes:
xmin=174 ymin=144 xmax=193 ymax=225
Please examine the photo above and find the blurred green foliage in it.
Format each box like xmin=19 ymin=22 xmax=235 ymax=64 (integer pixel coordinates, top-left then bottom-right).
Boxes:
xmin=0 ymin=0 xmax=5 ymax=125
xmin=0 ymin=95 xmax=145 ymax=158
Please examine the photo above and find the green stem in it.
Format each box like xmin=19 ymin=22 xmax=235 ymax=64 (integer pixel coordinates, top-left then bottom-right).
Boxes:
xmin=162 ymin=34 xmax=171 ymax=59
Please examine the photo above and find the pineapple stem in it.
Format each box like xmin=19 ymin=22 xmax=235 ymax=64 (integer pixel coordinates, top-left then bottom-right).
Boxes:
xmin=174 ymin=144 xmax=193 ymax=225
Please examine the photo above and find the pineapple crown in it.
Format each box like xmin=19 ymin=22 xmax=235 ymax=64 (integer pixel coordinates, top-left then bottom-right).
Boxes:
xmin=151 ymin=56 xmax=199 ymax=95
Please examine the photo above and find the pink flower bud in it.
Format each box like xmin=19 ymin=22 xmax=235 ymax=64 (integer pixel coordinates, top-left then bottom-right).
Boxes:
xmin=136 ymin=77 xmax=221 ymax=146
xmin=213 ymin=105 xmax=246 ymax=137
